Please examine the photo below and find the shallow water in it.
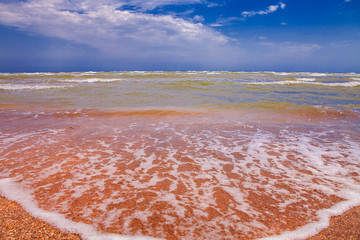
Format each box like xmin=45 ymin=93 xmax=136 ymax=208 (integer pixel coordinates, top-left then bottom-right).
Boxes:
xmin=1 ymin=71 xmax=359 ymax=110
xmin=0 ymin=71 xmax=359 ymax=239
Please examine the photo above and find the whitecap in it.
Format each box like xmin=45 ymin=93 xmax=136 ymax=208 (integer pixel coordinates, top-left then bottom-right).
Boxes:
xmin=62 ymin=78 xmax=124 ymax=83
xmin=302 ymin=72 xmax=328 ymax=77
xmin=244 ymin=81 xmax=360 ymax=87
xmin=0 ymin=84 xmax=70 ymax=90
xmin=270 ymin=72 xmax=293 ymax=76
xmin=295 ymin=78 xmax=316 ymax=82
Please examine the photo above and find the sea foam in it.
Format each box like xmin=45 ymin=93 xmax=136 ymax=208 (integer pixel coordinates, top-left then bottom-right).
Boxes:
xmin=0 ymin=84 xmax=70 ymax=90
xmin=258 ymin=190 xmax=360 ymax=240
xmin=62 ymin=78 xmax=124 ymax=83
xmin=0 ymin=178 xmax=161 ymax=240
xmin=243 ymin=80 xmax=360 ymax=87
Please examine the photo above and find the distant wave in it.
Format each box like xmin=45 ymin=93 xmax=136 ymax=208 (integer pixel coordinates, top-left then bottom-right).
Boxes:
xmin=0 ymin=84 xmax=71 ymax=90
xmin=243 ymin=80 xmax=360 ymax=87
xmin=295 ymin=78 xmax=316 ymax=81
xmin=61 ymin=78 xmax=124 ymax=83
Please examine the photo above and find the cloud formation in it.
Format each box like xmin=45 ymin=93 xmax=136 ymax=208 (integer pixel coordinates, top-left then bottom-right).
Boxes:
xmin=211 ymin=2 xmax=286 ymax=27
xmin=0 ymin=0 xmax=339 ymax=72
xmin=242 ymin=2 xmax=286 ymax=18
xmin=0 ymin=0 xmax=234 ymax=67
xmin=121 ymin=0 xmax=203 ymax=11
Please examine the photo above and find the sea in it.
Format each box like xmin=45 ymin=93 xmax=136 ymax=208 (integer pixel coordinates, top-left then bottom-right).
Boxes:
xmin=0 ymin=71 xmax=359 ymax=240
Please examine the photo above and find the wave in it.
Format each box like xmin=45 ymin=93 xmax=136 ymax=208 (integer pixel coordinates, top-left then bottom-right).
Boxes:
xmin=51 ymin=109 xmax=205 ymax=118
xmin=0 ymin=84 xmax=71 ymax=90
xmin=243 ymin=80 xmax=360 ymax=87
xmin=61 ymin=78 xmax=124 ymax=83
xmin=2 ymin=104 xmax=358 ymax=121
xmin=2 ymin=177 xmax=359 ymax=240
xmin=259 ymin=190 xmax=360 ymax=240
xmin=269 ymin=72 xmax=293 ymax=76
xmin=0 ymin=178 xmax=159 ymax=240
xmin=207 ymin=101 xmax=359 ymax=117
xmin=303 ymin=72 xmax=328 ymax=77
xmin=295 ymin=78 xmax=316 ymax=82
xmin=1 ymin=108 xmax=359 ymax=239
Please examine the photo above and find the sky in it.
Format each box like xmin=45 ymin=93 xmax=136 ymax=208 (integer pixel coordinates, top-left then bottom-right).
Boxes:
xmin=0 ymin=0 xmax=359 ymax=72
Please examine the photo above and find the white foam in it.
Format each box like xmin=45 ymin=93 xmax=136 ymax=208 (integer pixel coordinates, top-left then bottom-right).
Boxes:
xmin=0 ymin=84 xmax=70 ymax=90
xmin=244 ymin=80 xmax=360 ymax=87
xmin=323 ymin=81 xmax=360 ymax=87
xmin=20 ymin=72 xmax=54 ymax=76
xmin=307 ymin=73 xmax=327 ymax=77
xmin=62 ymin=78 xmax=124 ymax=83
xmin=1 ymin=113 xmax=360 ymax=239
xmin=205 ymin=71 xmax=221 ymax=75
xmin=295 ymin=78 xmax=316 ymax=81
xmin=0 ymin=178 xmax=162 ymax=240
xmin=258 ymin=190 xmax=360 ymax=240
xmin=270 ymin=72 xmax=293 ymax=76
xmin=77 ymin=71 xmax=99 ymax=75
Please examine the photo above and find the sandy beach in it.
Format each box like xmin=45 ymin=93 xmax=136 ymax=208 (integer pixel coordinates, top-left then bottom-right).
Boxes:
xmin=307 ymin=205 xmax=360 ymax=240
xmin=1 ymin=195 xmax=359 ymax=240
xmin=0 ymin=196 xmax=81 ymax=240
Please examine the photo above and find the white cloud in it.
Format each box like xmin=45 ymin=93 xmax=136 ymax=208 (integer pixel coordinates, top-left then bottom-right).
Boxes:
xmin=210 ymin=16 xmax=244 ymax=27
xmin=0 ymin=0 xmax=234 ymax=67
xmin=242 ymin=2 xmax=286 ymax=18
xmin=193 ymin=15 xmax=205 ymax=22
xmin=211 ymin=2 xmax=286 ymax=26
xmin=0 ymin=0 xmax=336 ymax=71
xmin=121 ymin=0 xmax=218 ymax=11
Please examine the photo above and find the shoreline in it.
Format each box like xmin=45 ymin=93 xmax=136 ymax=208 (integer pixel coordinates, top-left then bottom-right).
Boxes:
xmin=1 ymin=195 xmax=359 ymax=240
xmin=0 ymin=196 xmax=81 ymax=240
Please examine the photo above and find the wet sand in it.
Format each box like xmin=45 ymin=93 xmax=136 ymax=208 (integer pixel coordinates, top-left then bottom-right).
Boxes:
xmin=307 ymin=205 xmax=360 ymax=240
xmin=0 ymin=196 xmax=81 ymax=240
xmin=0 ymin=195 xmax=359 ymax=240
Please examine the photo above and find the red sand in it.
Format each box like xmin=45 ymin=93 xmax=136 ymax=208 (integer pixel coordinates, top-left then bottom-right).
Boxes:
xmin=0 ymin=195 xmax=359 ymax=240
xmin=0 ymin=196 xmax=81 ymax=240
xmin=1 ymin=109 xmax=359 ymax=239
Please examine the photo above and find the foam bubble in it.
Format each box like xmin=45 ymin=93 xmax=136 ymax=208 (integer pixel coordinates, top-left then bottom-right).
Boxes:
xmin=0 ymin=178 xmax=161 ymax=240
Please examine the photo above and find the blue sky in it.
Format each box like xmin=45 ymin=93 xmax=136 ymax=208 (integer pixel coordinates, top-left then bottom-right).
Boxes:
xmin=0 ymin=0 xmax=359 ymax=72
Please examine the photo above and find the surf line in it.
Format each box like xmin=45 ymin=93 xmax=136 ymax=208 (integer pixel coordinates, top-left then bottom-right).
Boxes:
xmin=1 ymin=178 xmax=360 ymax=240
xmin=0 ymin=178 xmax=160 ymax=240
xmin=258 ymin=189 xmax=360 ymax=240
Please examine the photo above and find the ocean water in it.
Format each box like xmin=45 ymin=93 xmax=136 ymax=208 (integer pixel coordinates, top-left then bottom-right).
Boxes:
xmin=0 ymin=71 xmax=360 ymax=239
